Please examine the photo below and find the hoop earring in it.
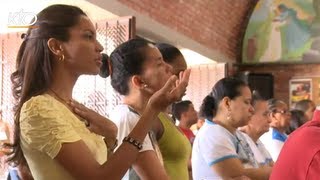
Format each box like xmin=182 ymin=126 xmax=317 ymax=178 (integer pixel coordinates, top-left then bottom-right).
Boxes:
xmin=59 ymin=54 xmax=65 ymax=62
xmin=227 ymin=109 xmax=232 ymax=121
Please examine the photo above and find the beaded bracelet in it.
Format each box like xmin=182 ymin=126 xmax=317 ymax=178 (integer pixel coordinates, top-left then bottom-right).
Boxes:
xmin=123 ymin=136 xmax=143 ymax=150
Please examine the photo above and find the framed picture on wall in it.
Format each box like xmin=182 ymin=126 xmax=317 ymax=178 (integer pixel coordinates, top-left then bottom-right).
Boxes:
xmin=289 ymin=78 xmax=312 ymax=108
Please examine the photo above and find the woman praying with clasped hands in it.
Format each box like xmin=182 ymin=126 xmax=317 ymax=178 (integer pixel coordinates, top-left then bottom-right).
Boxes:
xmin=5 ymin=4 xmax=190 ymax=180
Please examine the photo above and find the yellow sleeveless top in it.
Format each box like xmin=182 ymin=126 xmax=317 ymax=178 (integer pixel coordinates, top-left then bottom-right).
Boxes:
xmin=158 ymin=112 xmax=191 ymax=180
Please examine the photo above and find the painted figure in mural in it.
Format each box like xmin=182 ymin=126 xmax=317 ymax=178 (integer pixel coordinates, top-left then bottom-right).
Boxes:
xmin=260 ymin=8 xmax=283 ymax=62
xmin=274 ymin=4 xmax=311 ymax=54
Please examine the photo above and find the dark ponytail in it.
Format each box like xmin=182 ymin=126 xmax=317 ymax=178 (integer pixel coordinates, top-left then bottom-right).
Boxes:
xmin=199 ymin=95 xmax=217 ymax=120
xmin=109 ymin=38 xmax=151 ymax=95
xmin=99 ymin=53 xmax=111 ymax=78
xmin=199 ymin=77 xmax=247 ymax=121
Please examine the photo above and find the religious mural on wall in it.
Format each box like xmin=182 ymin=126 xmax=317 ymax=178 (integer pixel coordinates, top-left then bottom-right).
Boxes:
xmin=243 ymin=0 xmax=320 ymax=63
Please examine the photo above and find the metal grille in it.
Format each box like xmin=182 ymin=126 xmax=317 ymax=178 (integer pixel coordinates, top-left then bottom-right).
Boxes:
xmin=1 ymin=33 xmax=22 ymax=126
xmin=73 ymin=17 xmax=136 ymax=117
xmin=184 ymin=63 xmax=226 ymax=111
xmin=0 ymin=32 xmax=23 ymax=177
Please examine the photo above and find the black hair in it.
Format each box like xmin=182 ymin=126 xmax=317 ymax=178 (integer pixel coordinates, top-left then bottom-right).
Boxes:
xmin=251 ymin=90 xmax=267 ymax=107
xmin=199 ymin=77 xmax=247 ymax=120
xmin=8 ymin=3 xmax=86 ymax=168
xmin=99 ymin=53 xmax=110 ymax=78
xmin=267 ymin=98 xmax=285 ymax=113
xmin=172 ymin=100 xmax=192 ymax=120
xmin=109 ymin=38 xmax=151 ymax=95
xmin=286 ymin=109 xmax=307 ymax=134
xmin=155 ymin=43 xmax=182 ymax=64
xmin=294 ymin=99 xmax=314 ymax=112
xmin=199 ymin=96 xmax=216 ymax=120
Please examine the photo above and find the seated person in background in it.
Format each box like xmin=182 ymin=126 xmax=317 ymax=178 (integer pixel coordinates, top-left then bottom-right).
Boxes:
xmin=239 ymin=91 xmax=273 ymax=167
xmin=190 ymin=115 xmax=205 ymax=135
xmin=270 ymin=106 xmax=320 ymax=179
xmin=172 ymin=100 xmax=198 ymax=179
xmin=293 ymin=99 xmax=316 ymax=121
xmin=172 ymin=100 xmax=198 ymax=144
xmin=285 ymin=110 xmax=307 ymax=134
xmin=260 ymin=99 xmax=291 ymax=161
xmin=196 ymin=118 xmax=205 ymax=129
xmin=192 ymin=77 xmax=271 ymax=180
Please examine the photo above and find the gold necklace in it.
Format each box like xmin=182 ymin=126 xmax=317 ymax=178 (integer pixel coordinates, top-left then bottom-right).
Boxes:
xmin=48 ymin=88 xmax=72 ymax=104
xmin=48 ymin=88 xmax=90 ymax=127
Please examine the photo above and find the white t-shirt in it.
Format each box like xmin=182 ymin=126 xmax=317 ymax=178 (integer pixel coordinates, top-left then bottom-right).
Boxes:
xmin=241 ymin=132 xmax=273 ymax=166
xmin=192 ymin=120 xmax=258 ymax=180
xmin=259 ymin=127 xmax=287 ymax=161
xmin=110 ymin=104 xmax=154 ymax=180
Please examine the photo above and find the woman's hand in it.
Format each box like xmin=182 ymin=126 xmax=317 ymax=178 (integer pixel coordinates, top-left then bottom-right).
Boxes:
xmin=148 ymin=69 xmax=191 ymax=111
xmin=69 ymin=100 xmax=118 ymax=149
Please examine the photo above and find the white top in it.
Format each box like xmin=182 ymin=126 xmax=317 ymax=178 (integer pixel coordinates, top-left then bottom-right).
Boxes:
xmin=241 ymin=132 xmax=273 ymax=166
xmin=259 ymin=127 xmax=287 ymax=161
xmin=110 ymin=104 xmax=154 ymax=180
xmin=192 ymin=120 xmax=258 ymax=180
